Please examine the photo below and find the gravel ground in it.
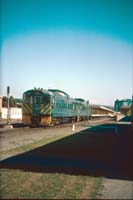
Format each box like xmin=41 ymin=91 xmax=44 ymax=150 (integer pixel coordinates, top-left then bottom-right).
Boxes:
xmin=0 ymin=118 xmax=111 ymax=152
xmin=99 ymin=178 xmax=133 ymax=199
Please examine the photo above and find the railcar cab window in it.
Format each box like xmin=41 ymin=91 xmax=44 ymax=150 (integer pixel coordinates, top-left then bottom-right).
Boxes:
xmin=23 ymin=94 xmax=32 ymax=104
xmin=34 ymin=96 xmax=41 ymax=104
xmin=41 ymin=95 xmax=50 ymax=104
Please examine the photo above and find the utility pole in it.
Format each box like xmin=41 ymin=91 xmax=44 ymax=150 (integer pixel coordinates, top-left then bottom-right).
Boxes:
xmin=87 ymin=100 xmax=89 ymax=120
xmin=7 ymin=86 xmax=10 ymax=124
xmin=77 ymin=104 xmax=80 ymax=122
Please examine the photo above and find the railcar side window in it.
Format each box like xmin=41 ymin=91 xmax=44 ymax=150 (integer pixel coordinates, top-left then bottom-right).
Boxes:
xmin=56 ymin=101 xmax=59 ymax=108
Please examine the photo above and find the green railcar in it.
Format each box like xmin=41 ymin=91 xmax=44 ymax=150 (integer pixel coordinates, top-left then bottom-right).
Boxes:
xmin=22 ymin=88 xmax=90 ymax=126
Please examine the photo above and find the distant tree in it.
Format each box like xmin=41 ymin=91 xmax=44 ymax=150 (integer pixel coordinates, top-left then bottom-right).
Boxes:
xmin=2 ymin=96 xmax=7 ymax=107
xmin=9 ymin=96 xmax=17 ymax=107
xmin=2 ymin=96 xmax=17 ymax=107
xmin=15 ymin=98 xmax=23 ymax=108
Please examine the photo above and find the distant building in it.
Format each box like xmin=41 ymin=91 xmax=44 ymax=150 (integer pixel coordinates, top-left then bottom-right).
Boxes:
xmin=114 ymin=99 xmax=131 ymax=116
xmin=0 ymin=96 xmax=22 ymax=120
xmin=1 ymin=108 xmax=22 ymax=120
xmin=90 ymin=104 xmax=115 ymax=118
xmin=0 ymin=97 xmax=2 ymax=113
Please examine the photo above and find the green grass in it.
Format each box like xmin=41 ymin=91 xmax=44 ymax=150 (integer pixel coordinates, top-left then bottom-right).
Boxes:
xmin=0 ymin=169 xmax=102 ymax=199
xmin=91 ymin=176 xmax=103 ymax=199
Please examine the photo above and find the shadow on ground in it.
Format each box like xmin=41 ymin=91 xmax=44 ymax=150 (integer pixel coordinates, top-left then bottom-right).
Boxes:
xmin=0 ymin=123 xmax=132 ymax=180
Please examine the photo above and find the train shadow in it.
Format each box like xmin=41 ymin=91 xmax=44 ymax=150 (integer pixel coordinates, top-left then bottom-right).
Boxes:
xmin=0 ymin=123 xmax=132 ymax=180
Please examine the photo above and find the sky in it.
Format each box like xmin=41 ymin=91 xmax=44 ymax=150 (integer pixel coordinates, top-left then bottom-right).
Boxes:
xmin=1 ymin=0 xmax=133 ymax=106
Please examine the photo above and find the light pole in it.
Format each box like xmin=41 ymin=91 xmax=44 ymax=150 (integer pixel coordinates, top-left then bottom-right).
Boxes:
xmin=7 ymin=86 xmax=10 ymax=124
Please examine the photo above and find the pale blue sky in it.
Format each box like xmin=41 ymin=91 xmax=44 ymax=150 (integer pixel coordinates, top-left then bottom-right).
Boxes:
xmin=1 ymin=0 xmax=133 ymax=105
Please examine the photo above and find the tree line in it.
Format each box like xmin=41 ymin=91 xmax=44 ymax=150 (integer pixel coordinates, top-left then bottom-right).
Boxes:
xmin=2 ymin=96 xmax=22 ymax=108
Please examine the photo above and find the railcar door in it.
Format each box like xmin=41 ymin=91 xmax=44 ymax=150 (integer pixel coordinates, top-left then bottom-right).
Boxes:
xmin=33 ymin=95 xmax=41 ymax=115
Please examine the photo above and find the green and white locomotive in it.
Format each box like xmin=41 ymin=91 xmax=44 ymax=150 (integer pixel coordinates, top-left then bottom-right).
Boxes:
xmin=22 ymin=88 xmax=90 ymax=126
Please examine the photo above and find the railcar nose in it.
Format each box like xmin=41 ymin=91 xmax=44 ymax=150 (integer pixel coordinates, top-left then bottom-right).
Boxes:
xmin=31 ymin=115 xmax=41 ymax=127
xmin=32 ymin=95 xmax=41 ymax=115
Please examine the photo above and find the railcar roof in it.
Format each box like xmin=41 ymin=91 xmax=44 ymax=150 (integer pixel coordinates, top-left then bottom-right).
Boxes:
xmin=48 ymin=89 xmax=70 ymax=97
xmin=23 ymin=88 xmax=51 ymax=95
xmin=23 ymin=88 xmax=70 ymax=97
xmin=75 ymin=98 xmax=86 ymax=102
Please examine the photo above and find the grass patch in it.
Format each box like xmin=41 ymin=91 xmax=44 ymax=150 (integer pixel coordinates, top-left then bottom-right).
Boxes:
xmin=0 ymin=169 xmax=102 ymax=199
xmin=91 ymin=176 xmax=103 ymax=199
